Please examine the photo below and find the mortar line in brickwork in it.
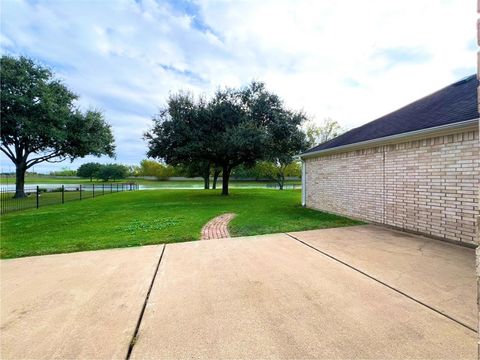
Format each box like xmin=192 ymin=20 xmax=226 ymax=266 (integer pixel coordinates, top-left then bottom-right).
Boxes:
xmin=382 ymin=145 xmax=386 ymax=224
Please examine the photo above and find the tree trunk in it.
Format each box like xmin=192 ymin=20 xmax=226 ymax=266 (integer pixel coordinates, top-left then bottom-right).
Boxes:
xmin=14 ymin=162 xmax=27 ymax=198
xmin=221 ymin=165 xmax=230 ymax=196
xmin=203 ymin=174 xmax=210 ymax=189
xmin=277 ymin=165 xmax=286 ymax=190
xmin=203 ymin=163 xmax=210 ymax=189
xmin=278 ymin=173 xmax=285 ymax=190
xmin=212 ymin=168 xmax=221 ymax=190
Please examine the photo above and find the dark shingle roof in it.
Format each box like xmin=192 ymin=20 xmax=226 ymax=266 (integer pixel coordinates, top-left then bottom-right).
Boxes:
xmin=302 ymin=75 xmax=478 ymax=155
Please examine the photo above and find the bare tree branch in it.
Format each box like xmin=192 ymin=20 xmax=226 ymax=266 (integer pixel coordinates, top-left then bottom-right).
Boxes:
xmin=25 ymin=151 xmax=64 ymax=168
xmin=0 ymin=144 xmax=16 ymax=162
xmin=45 ymin=157 xmax=67 ymax=164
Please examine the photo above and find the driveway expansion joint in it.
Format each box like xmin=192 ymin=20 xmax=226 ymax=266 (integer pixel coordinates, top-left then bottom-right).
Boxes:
xmin=284 ymin=232 xmax=477 ymax=333
xmin=125 ymin=244 xmax=166 ymax=360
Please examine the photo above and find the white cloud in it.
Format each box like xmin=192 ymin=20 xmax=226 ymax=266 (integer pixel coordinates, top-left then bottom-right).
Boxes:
xmin=0 ymin=0 xmax=475 ymax=172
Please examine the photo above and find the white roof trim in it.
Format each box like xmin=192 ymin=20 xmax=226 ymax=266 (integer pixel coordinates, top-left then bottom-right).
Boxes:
xmin=300 ymin=118 xmax=479 ymax=159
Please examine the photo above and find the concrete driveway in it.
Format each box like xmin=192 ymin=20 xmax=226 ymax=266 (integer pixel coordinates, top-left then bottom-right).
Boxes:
xmin=1 ymin=225 xmax=476 ymax=359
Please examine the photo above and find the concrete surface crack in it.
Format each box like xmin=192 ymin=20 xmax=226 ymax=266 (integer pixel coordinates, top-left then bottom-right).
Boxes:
xmin=417 ymin=241 xmax=428 ymax=256
xmin=284 ymin=233 xmax=476 ymax=333
xmin=125 ymin=244 xmax=166 ymax=360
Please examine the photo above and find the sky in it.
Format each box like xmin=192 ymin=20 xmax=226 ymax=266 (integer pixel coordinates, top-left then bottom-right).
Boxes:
xmin=0 ymin=0 xmax=476 ymax=173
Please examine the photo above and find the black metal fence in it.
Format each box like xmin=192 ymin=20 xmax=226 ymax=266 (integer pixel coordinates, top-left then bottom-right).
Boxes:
xmin=265 ymin=183 xmax=300 ymax=190
xmin=0 ymin=183 xmax=139 ymax=215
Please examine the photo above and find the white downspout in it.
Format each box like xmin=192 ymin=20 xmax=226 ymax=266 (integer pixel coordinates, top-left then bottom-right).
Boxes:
xmin=301 ymin=159 xmax=306 ymax=207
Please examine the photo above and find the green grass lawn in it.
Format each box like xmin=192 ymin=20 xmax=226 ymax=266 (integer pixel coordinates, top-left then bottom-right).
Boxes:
xmin=0 ymin=189 xmax=362 ymax=259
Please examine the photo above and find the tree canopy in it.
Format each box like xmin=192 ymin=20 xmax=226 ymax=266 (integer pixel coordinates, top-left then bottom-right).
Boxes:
xmin=137 ymin=159 xmax=177 ymax=178
xmin=97 ymin=164 xmax=129 ymax=181
xmin=305 ymin=118 xmax=344 ymax=147
xmin=0 ymin=55 xmax=115 ymax=197
xmin=77 ymin=162 xmax=102 ymax=181
xmin=145 ymin=81 xmax=308 ymax=195
xmin=263 ymin=109 xmax=309 ymax=189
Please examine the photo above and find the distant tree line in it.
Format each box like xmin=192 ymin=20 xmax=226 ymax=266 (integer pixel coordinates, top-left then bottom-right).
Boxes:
xmin=77 ymin=163 xmax=129 ymax=182
xmin=22 ymin=159 xmax=302 ymax=185
xmin=131 ymin=160 xmax=180 ymax=178
xmin=304 ymin=118 xmax=344 ymax=146
xmin=132 ymin=159 xmax=301 ymax=184
xmin=49 ymin=168 xmax=77 ymax=176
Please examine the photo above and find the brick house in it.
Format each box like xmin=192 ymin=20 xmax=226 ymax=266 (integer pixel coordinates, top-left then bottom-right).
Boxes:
xmin=300 ymin=75 xmax=479 ymax=247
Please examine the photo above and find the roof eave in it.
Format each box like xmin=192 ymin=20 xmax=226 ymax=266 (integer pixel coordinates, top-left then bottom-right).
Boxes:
xmin=300 ymin=118 xmax=479 ymax=159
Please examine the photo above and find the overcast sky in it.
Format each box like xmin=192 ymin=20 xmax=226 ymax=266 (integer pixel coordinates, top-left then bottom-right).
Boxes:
xmin=1 ymin=0 xmax=475 ymax=172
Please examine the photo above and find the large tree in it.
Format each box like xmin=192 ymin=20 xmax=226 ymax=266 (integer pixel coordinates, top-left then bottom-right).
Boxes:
xmin=206 ymin=82 xmax=308 ymax=194
xmin=145 ymin=82 xmax=307 ymax=195
xmin=205 ymin=84 xmax=269 ymax=195
xmin=0 ymin=56 xmax=115 ymax=198
xmin=77 ymin=162 xmax=102 ymax=181
xmin=97 ymin=164 xmax=128 ymax=182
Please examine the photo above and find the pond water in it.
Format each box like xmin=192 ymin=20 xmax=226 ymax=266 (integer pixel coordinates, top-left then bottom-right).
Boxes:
xmin=0 ymin=182 xmax=300 ymax=192
xmin=0 ymin=183 xmax=138 ymax=192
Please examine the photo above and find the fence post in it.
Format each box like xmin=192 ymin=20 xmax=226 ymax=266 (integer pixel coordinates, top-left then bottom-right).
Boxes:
xmin=102 ymin=184 xmax=105 ymax=195
xmin=62 ymin=185 xmax=65 ymax=204
xmin=93 ymin=184 xmax=95 ymax=198
xmin=111 ymin=184 xmax=113 ymax=193
xmin=116 ymin=183 xmax=118 ymax=192
xmin=36 ymin=186 xmax=39 ymax=209
xmin=80 ymin=185 xmax=82 ymax=200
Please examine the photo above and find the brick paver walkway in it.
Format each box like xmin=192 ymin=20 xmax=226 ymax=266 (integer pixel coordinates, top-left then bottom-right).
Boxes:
xmin=201 ymin=213 xmax=236 ymax=240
